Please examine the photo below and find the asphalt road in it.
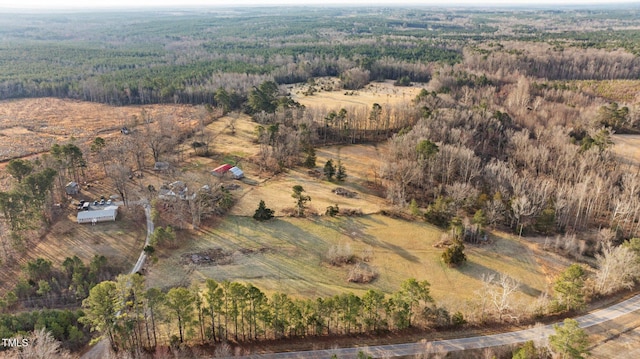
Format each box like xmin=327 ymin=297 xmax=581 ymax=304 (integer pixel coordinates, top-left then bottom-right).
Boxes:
xmin=229 ymin=294 xmax=640 ymax=359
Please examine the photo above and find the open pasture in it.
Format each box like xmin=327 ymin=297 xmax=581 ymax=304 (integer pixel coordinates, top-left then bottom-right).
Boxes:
xmin=290 ymin=78 xmax=425 ymax=111
xmin=146 ymin=214 xmax=549 ymax=313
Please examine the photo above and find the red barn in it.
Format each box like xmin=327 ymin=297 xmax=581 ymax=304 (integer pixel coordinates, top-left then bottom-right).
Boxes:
xmin=212 ymin=164 xmax=233 ymax=176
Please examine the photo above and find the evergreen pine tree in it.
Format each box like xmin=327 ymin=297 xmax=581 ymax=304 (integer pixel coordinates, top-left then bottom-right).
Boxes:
xmin=303 ymin=147 xmax=317 ymax=168
xmin=336 ymin=160 xmax=347 ymax=181
xmin=324 ymin=159 xmax=336 ymax=180
xmin=253 ymin=200 xmax=274 ymax=221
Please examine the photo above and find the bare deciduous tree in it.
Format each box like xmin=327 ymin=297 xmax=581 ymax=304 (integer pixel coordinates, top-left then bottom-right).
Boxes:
xmin=107 ymin=163 xmax=130 ymax=207
xmin=2 ymin=328 xmax=73 ymax=359
xmin=595 ymin=242 xmax=639 ymax=295
xmin=481 ymin=273 xmax=520 ymax=323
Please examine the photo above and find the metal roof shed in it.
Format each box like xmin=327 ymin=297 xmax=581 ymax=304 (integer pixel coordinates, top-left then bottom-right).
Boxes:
xmin=77 ymin=205 xmax=119 ymax=224
xmin=229 ymin=166 xmax=244 ymax=179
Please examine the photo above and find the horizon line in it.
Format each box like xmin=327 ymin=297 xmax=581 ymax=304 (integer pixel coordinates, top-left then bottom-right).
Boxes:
xmin=1 ymin=1 xmax=639 ymax=12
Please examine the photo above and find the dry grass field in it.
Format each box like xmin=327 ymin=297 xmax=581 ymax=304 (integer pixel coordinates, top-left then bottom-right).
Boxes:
xmin=145 ymin=214 xmax=550 ymax=313
xmin=573 ymin=79 xmax=640 ymax=103
xmin=290 ymin=78 xmax=425 ymax=111
xmin=612 ymin=134 xmax=640 ymax=166
xmin=0 ymin=97 xmax=203 ymax=162
xmin=226 ymin=143 xmax=388 ymax=217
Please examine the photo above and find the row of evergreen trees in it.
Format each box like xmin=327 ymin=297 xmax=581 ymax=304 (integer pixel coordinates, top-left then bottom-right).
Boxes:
xmin=82 ymin=275 xmax=459 ymax=353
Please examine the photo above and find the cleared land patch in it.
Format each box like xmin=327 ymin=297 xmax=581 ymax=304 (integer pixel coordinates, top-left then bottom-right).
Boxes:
xmin=0 ymin=97 xmax=202 ymax=161
xmin=573 ymin=79 xmax=640 ymax=103
xmin=290 ymin=78 xmax=425 ymax=111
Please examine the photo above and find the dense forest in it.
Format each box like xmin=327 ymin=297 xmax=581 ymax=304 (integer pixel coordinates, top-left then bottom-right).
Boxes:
xmin=2 ymin=4 xmax=640 ymax=358
xmin=1 ymin=6 xmax=638 ymax=105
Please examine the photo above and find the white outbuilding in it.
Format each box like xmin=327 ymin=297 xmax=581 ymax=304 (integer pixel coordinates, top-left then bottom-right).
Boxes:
xmin=229 ymin=166 xmax=244 ymax=179
xmin=77 ymin=205 xmax=119 ymax=224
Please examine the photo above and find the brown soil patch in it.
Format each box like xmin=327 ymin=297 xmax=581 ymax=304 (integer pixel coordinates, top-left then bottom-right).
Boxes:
xmin=181 ymin=247 xmax=272 ymax=266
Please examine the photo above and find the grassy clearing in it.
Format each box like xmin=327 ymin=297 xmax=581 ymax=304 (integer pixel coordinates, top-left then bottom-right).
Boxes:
xmin=573 ymin=79 xmax=640 ymax=103
xmin=612 ymin=134 xmax=640 ymax=167
xmin=290 ymin=78 xmax=426 ymax=111
xmin=201 ymin=114 xmax=261 ymax=162
xmin=200 ymin=118 xmax=391 ymax=217
xmin=146 ymin=214 xmax=548 ymax=312
xmin=227 ymin=165 xmax=385 ymax=217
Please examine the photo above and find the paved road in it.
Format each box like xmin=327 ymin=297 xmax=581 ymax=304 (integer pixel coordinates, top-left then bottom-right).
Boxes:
xmin=230 ymin=294 xmax=640 ymax=359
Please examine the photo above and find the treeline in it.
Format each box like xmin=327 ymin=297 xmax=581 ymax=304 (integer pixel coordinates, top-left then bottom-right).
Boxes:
xmin=0 ymin=255 xmax=120 ymax=312
xmin=82 ymin=275 xmax=455 ymax=354
xmin=0 ymin=310 xmax=89 ymax=351
xmin=0 ymin=53 xmax=439 ymax=106
xmin=466 ymin=44 xmax=640 ymax=80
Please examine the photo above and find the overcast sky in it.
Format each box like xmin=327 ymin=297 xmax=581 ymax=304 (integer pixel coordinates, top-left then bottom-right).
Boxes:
xmin=0 ymin=0 xmax=638 ymax=9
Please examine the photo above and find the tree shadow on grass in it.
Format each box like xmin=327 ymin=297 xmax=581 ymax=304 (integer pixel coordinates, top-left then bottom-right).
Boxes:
xmin=311 ymin=215 xmax=421 ymax=263
xmin=459 ymin=260 xmax=543 ymax=298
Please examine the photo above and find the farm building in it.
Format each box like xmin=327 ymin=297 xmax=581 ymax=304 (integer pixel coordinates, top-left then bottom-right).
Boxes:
xmin=212 ymin=164 xmax=233 ymax=177
xmin=65 ymin=181 xmax=79 ymax=195
xmin=77 ymin=205 xmax=118 ymax=224
xmin=159 ymin=181 xmax=190 ymax=200
xmin=229 ymin=166 xmax=244 ymax=179
xmin=154 ymin=161 xmax=170 ymax=171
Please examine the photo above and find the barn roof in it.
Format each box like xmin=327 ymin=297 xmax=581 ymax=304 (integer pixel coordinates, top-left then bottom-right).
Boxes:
xmin=212 ymin=164 xmax=233 ymax=173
